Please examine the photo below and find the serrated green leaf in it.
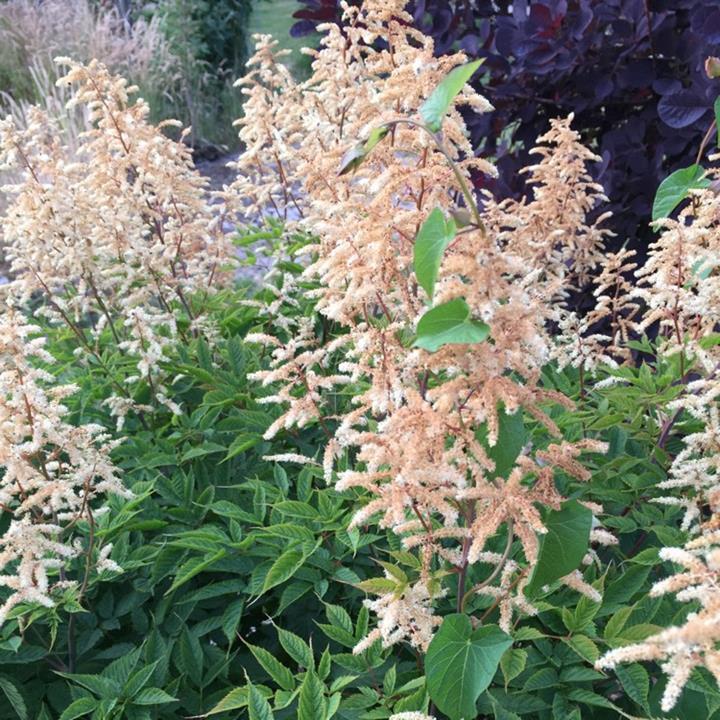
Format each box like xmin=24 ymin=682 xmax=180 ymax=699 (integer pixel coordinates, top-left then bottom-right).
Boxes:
xmin=500 ymin=648 xmax=527 ymax=689
xmin=0 ymin=676 xmax=27 ymax=719
xmin=355 ymin=578 xmax=398 ymax=595
xmin=298 ymin=670 xmax=326 ymax=720
xmin=277 ymin=627 xmax=314 ymax=670
xmin=55 ymin=673 xmax=120 ymax=699
xmin=563 ymin=635 xmax=599 ymax=664
xmin=58 ymin=698 xmax=97 ymax=720
xmin=248 ymin=683 xmax=275 ymax=720
xmin=523 ymin=667 xmax=558 ymax=692
xmin=165 ymin=550 xmax=226 ymax=595
xmin=180 ymin=443 xmax=226 ymax=462
xmin=262 ymin=549 xmax=306 ymax=593
xmin=133 ymin=688 xmax=177 ymax=705
xmin=246 ymin=642 xmax=295 ymax=691
xmin=205 ymin=688 xmax=247 ymax=716
xmin=615 ymin=663 xmax=649 ymax=709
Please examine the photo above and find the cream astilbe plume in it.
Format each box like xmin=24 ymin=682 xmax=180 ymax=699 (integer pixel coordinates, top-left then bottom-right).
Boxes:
xmin=0 ymin=310 xmax=128 ymax=624
xmin=0 ymin=59 xmax=234 ymax=427
xmin=240 ymin=0 xmax=611 ymax=651
xmin=597 ymin=159 xmax=720 ymax=711
xmin=484 ymin=114 xmax=612 ymax=293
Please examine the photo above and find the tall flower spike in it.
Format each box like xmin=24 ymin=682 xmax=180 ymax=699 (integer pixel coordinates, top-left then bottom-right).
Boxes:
xmin=0 ymin=59 xmax=234 ymax=428
xmin=241 ymin=0 xmax=610 ymax=651
xmin=0 ymin=309 xmax=129 ymax=624
xmin=598 ymin=156 xmax=720 ymax=711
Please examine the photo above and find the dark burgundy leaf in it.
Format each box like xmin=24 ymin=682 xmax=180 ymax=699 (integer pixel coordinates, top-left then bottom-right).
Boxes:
xmin=290 ymin=19 xmax=319 ymax=38
xmin=658 ymin=90 xmax=708 ymax=129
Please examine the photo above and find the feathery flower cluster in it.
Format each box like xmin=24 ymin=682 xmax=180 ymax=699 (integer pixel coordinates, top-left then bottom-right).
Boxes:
xmin=0 ymin=310 xmax=128 ymax=624
xmin=0 ymin=59 xmax=233 ymax=427
xmin=483 ymin=115 xmax=612 ymax=293
xmin=241 ymin=0 xmax=611 ymax=650
xmin=553 ymin=248 xmax=641 ymax=371
xmin=598 ymin=159 xmax=720 ymax=710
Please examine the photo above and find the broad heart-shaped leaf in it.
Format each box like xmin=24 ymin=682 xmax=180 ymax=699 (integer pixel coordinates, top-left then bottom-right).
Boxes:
xmin=420 ymin=59 xmax=483 ymax=132
xmin=413 ymin=208 xmax=456 ymax=299
xmin=652 ymin=164 xmax=710 ymax=221
xmin=425 ymin=614 xmax=512 ymax=720
xmin=657 ymin=90 xmax=708 ymax=129
xmin=413 ymin=298 xmax=490 ymax=352
xmin=525 ymin=500 xmax=592 ymax=597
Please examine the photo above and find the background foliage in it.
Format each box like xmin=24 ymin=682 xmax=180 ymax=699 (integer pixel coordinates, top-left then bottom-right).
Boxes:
xmin=291 ymin=0 xmax=720 ymax=262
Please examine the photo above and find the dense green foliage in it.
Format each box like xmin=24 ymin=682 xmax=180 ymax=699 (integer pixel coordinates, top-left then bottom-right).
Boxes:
xmin=0 ymin=239 xmax=715 ymax=719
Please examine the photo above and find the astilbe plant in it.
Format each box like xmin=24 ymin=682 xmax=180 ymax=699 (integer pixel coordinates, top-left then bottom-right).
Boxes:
xmin=0 ymin=308 xmax=127 ymax=625
xmin=238 ymin=0 xmax=612 ymax=654
xmin=597 ymin=160 xmax=720 ymax=712
xmin=0 ymin=58 xmax=234 ymax=428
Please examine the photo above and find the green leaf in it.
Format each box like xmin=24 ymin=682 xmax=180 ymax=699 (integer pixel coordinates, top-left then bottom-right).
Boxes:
xmin=486 ymin=406 xmax=526 ymax=479
xmin=55 ymin=673 xmax=120 ymax=699
xmin=277 ymin=627 xmax=314 ymax=670
xmin=425 ymin=614 xmax=512 ymax=720
xmin=615 ymin=663 xmax=649 ymax=709
xmin=123 ymin=662 xmax=159 ymax=698
xmin=325 ymin=603 xmax=354 ymax=634
xmin=355 ymin=578 xmax=398 ymax=595
xmin=563 ymin=635 xmax=599 ymax=664
xmin=523 ymin=667 xmax=558 ymax=692
xmin=246 ymin=642 xmax=295 ymax=691
xmin=338 ymin=144 xmax=366 ymax=176
xmin=566 ymin=688 xmax=621 ymax=712
xmin=512 ymin=627 xmax=545 ymax=642
xmin=413 ymin=298 xmax=490 ymax=352
xmin=298 ymin=670 xmax=326 ymax=720
xmin=133 ymin=688 xmax=177 ymax=705
xmin=262 ymin=549 xmax=306 ymax=593
xmin=364 ymin=125 xmax=390 ymax=153
xmin=221 ymin=598 xmax=244 ymax=645
xmin=180 ymin=443 xmax=227 ymax=462
xmin=58 ymin=698 xmax=97 ymax=720
xmin=176 ymin=627 xmax=203 ymax=681
xmin=248 ymin=683 xmax=275 ymax=720
xmin=525 ymin=500 xmax=592 ymax=597
xmin=165 ymin=550 xmax=226 ymax=595
xmin=0 ymin=676 xmax=27 ymax=719
xmin=715 ymin=96 xmax=720 ymax=147
xmin=420 ymin=60 xmax=483 ymax=132
xmin=652 ymin=164 xmax=710 ymax=221
xmin=103 ymin=646 xmax=141 ymax=686
xmin=337 ymin=125 xmax=390 ymax=176
xmin=205 ymin=688 xmax=248 ymax=716
xmin=500 ymin=648 xmax=527 ymax=689
xmin=603 ymin=605 xmax=633 ymax=639
xmin=413 ymin=208 xmax=456 ymax=299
